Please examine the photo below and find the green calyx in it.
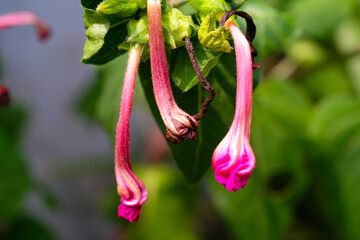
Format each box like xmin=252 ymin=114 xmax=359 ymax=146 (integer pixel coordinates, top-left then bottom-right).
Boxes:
xmin=162 ymin=8 xmax=196 ymax=48
xmin=198 ymin=12 xmax=231 ymax=53
xmin=188 ymin=0 xmax=229 ymax=21
xmin=127 ymin=16 xmax=149 ymax=44
xmin=125 ymin=7 xmax=195 ymax=49
xmin=96 ymin=0 xmax=146 ymax=18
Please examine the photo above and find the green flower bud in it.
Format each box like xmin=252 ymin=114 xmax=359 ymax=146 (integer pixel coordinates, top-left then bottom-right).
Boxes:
xmin=127 ymin=16 xmax=149 ymax=44
xmin=96 ymin=0 xmax=139 ymax=18
xmin=188 ymin=0 xmax=229 ymax=21
xmin=198 ymin=12 xmax=231 ymax=53
xmin=138 ymin=0 xmax=147 ymax=9
xmin=162 ymin=8 xmax=195 ymax=48
xmin=125 ymin=7 xmax=194 ymax=49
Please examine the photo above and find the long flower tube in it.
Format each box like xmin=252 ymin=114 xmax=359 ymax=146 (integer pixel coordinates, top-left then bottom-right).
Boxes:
xmin=212 ymin=20 xmax=256 ymax=192
xmin=147 ymin=0 xmax=198 ymax=144
xmin=115 ymin=46 xmax=147 ymax=222
xmin=0 ymin=11 xmax=50 ymax=40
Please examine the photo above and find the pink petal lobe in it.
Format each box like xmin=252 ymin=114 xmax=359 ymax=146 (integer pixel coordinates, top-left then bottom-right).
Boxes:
xmin=118 ymin=204 xmax=142 ymax=223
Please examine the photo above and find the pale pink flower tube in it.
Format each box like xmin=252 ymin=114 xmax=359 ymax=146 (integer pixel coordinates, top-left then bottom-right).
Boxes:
xmin=212 ymin=20 xmax=256 ymax=192
xmin=115 ymin=46 xmax=147 ymax=222
xmin=147 ymin=0 xmax=198 ymax=144
xmin=0 ymin=11 xmax=50 ymax=40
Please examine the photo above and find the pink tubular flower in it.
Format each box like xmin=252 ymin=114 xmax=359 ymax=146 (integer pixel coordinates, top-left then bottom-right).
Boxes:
xmin=115 ymin=46 xmax=147 ymax=222
xmin=0 ymin=11 xmax=50 ymax=40
xmin=147 ymin=0 xmax=198 ymax=144
xmin=0 ymin=85 xmax=10 ymax=108
xmin=212 ymin=20 xmax=256 ymax=192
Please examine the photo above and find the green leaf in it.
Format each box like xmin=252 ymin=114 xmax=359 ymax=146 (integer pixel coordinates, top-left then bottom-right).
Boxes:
xmin=308 ymin=93 xmax=360 ymax=154
xmin=286 ymin=39 xmax=329 ymax=68
xmin=81 ymin=9 xmax=127 ymax=65
xmin=96 ymin=0 xmax=139 ymax=17
xmin=240 ymin=1 xmax=298 ymax=57
xmin=299 ymin=64 xmax=352 ymax=101
xmin=287 ymin=0 xmax=353 ymax=39
xmin=332 ymin=135 xmax=360 ymax=240
xmin=80 ymin=0 xmax=102 ymax=10
xmin=170 ymin=38 xmax=222 ymax=92
xmin=306 ymin=93 xmax=360 ymax=239
xmin=198 ymin=12 xmax=231 ymax=53
xmin=188 ymin=0 xmax=229 ymax=21
xmin=139 ymin=61 xmax=228 ymax=183
xmin=225 ymin=0 xmax=248 ymax=9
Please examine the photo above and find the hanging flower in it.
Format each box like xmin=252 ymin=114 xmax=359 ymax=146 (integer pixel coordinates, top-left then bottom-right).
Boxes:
xmin=115 ymin=46 xmax=147 ymax=222
xmin=147 ymin=0 xmax=198 ymax=144
xmin=212 ymin=20 xmax=256 ymax=191
xmin=0 ymin=85 xmax=10 ymax=108
xmin=0 ymin=11 xmax=50 ymax=40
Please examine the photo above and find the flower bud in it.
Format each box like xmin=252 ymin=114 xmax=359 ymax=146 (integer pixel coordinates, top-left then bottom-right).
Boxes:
xmin=96 ymin=0 xmax=140 ymax=18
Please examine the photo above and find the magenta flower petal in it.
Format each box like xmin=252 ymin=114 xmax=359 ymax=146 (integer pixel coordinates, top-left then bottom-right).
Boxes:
xmin=114 ymin=46 xmax=147 ymax=222
xmin=147 ymin=0 xmax=198 ymax=144
xmin=0 ymin=11 xmax=50 ymax=40
xmin=118 ymin=204 xmax=142 ymax=223
xmin=212 ymin=20 xmax=256 ymax=191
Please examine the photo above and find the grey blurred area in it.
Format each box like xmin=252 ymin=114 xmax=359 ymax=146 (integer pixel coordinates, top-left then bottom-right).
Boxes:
xmin=0 ymin=1 xmax=116 ymax=239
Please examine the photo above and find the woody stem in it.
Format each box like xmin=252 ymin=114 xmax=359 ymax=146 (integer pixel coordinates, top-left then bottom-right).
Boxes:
xmin=184 ymin=37 xmax=216 ymax=120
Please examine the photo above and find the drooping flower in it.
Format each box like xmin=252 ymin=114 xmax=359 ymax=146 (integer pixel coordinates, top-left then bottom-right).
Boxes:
xmin=147 ymin=0 xmax=198 ymax=144
xmin=115 ymin=46 xmax=147 ymax=222
xmin=0 ymin=11 xmax=50 ymax=40
xmin=212 ymin=20 xmax=256 ymax=192
xmin=0 ymin=85 xmax=10 ymax=108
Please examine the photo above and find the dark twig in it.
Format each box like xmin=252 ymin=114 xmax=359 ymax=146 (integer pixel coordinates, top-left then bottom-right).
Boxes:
xmin=220 ymin=10 xmax=258 ymax=59
xmin=183 ymin=37 xmax=216 ymax=120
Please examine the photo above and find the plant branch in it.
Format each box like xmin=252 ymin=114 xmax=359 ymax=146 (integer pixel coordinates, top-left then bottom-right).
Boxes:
xmin=220 ymin=10 xmax=258 ymax=59
xmin=183 ymin=37 xmax=216 ymax=120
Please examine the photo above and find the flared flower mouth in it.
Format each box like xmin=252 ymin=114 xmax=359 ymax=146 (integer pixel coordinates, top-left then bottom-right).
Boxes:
xmin=213 ymin=134 xmax=256 ymax=191
xmin=212 ymin=18 xmax=256 ymax=191
xmin=0 ymin=11 xmax=50 ymax=40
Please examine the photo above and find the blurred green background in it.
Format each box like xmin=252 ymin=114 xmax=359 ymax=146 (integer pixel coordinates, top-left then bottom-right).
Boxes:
xmin=1 ymin=0 xmax=360 ymax=239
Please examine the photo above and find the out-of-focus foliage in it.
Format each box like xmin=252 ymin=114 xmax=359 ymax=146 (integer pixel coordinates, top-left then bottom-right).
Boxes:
xmin=0 ymin=107 xmax=29 ymax=221
xmin=0 ymin=106 xmax=55 ymax=239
